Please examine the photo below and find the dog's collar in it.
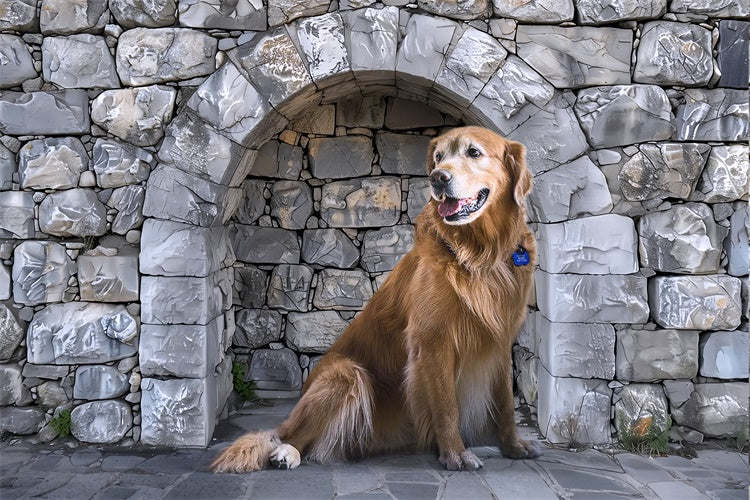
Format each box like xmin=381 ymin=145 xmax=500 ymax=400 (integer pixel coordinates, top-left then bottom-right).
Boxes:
xmin=441 ymin=238 xmax=530 ymax=267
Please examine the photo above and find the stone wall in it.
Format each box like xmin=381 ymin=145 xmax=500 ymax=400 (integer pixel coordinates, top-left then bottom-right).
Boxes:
xmin=0 ymin=0 xmax=747 ymax=448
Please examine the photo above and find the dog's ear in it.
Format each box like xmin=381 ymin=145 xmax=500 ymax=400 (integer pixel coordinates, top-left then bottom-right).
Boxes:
xmin=504 ymin=141 xmax=532 ymax=206
xmin=426 ymin=138 xmax=438 ymax=174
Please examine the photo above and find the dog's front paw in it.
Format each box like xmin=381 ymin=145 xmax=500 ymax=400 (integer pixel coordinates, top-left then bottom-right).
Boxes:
xmin=269 ymin=444 xmax=301 ymax=469
xmin=440 ymin=450 xmax=483 ymax=471
xmin=501 ymin=439 xmax=542 ymax=459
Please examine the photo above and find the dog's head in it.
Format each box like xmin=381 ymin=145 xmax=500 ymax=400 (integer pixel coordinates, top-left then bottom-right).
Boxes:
xmin=426 ymin=126 xmax=532 ymax=226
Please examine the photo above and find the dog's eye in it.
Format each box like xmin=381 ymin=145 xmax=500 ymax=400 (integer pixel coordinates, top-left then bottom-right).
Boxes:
xmin=435 ymin=152 xmax=443 ymax=163
xmin=467 ymin=147 xmax=482 ymax=159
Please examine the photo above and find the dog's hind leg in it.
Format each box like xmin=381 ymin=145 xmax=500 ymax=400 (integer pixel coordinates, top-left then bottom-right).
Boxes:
xmin=211 ymin=429 xmax=281 ymax=473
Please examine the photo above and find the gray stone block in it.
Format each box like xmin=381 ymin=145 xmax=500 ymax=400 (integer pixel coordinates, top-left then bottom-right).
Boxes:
xmin=110 ymin=0 xmax=176 ymax=27
xmin=232 ymin=225 xmax=300 ymax=264
xmin=396 ymin=14 xmax=458 ymax=88
xmin=361 ymin=225 xmax=415 ymax=273
xmin=268 ymin=0 xmax=328 ymax=26
xmin=0 ymin=191 xmax=34 ymax=239
xmin=36 ymin=379 xmax=71 ymax=408
xmin=139 ymin=318 xmax=222 ymax=378
xmin=690 ymin=145 xmax=749 ymax=203
xmin=0 ymin=34 xmax=36 ymax=88
xmin=336 ymin=96 xmax=386 ymax=128
xmin=635 ymin=21 xmax=712 ymax=86
xmin=107 ymin=185 xmax=145 ymax=235
xmin=517 ymin=25 xmax=631 ymax=88
xmin=248 ymin=140 xmax=303 ymax=179
xmin=492 ymin=0 xmax=573 ymax=22
xmin=0 ymin=264 xmax=8 ymax=301
xmin=575 ymin=85 xmax=674 ymax=148
xmin=0 ymin=304 xmax=24 ymax=363
xmin=536 ymin=315 xmax=615 ymax=379
xmin=42 ymin=35 xmax=119 ymax=89
xmin=649 ymin=276 xmax=742 ymax=331
xmin=313 ymin=268 xmax=372 ymax=310
xmin=116 ymin=28 xmax=218 ymax=86
xmin=39 ymin=0 xmax=108 ymax=34
xmin=0 ymin=0 xmax=37 ymax=31
xmin=302 ymin=229 xmax=360 ymax=269
xmin=320 ymin=177 xmax=401 ymax=228
xmin=575 ymin=0 xmax=665 ymax=24
xmin=614 ymin=384 xmax=669 ymax=437
xmin=671 ymin=383 xmax=748 ymax=438
xmin=615 ymin=328 xmax=699 ymax=381
xmin=0 ymin=90 xmax=90 ymax=135
xmin=673 ymin=89 xmax=748 ymax=142
xmin=308 ymin=136 xmax=373 ymax=179
xmin=725 ymin=207 xmax=749 ymax=277
xmin=638 ymin=203 xmax=725 ymax=274
xmin=140 ymin=272 xmax=229 ymax=325
xmin=18 ymin=137 xmax=88 ymax=190
xmin=235 ymin=179 xmax=265 ymax=225
xmin=0 ymin=407 xmax=45 ymax=435
xmin=285 ymin=311 xmax=349 ymax=353
xmin=39 ymin=189 xmax=107 ymax=237
xmin=296 ymin=13 xmax=350 ymax=85
xmin=376 ymin=134 xmax=430 ymax=176
xmin=384 ymin=98 xmax=446 ymax=130
xmin=407 ymin=178 xmax=430 ymax=222
xmin=22 ymin=363 xmax=69 ymax=380
xmin=266 ymin=264 xmax=312 ymax=312
xmin=78 ymin=254 xmax=140 ymax=303
xmin=91 ymin=86 xmax=176 ymax=147
xmin=12 ymin=241 xmax=75 ymax=306
xmin=718 ymin=20 xmax=749 ymax=89
xmin=93 ymin=138 xmax=152 ymax=189
xmin=0 ymin=143 xmax=14 ymax=190
xmin=670 ymin=0 xmax=748 ymax=17
xmin=700 ymin=330 xmax=748 ymax=379
xmin=140 ymin=219 xmax=235 ymax=277
xmin=178 ymin=0 xmax=266 ymax=30
xmin=74 ymin=365 xmax=130 ymax=400
xmin=27 ymin=303 xmax=137 ymax=364
xmin=536 ymin=271 xmax=649 ymax=323
xmin=249 ymin=348 xmax=302 ymax=390
xmin=419 ymin=0 xmax=488 ymax=19
xmin=0 ymin=364 xmax=31 ymax=406
xmin=234 ymin=266 xmax=268 ymax=308
xmin=234 ymin=309 xmax=283 ymax=348
xmin=270 ymin=181 xmax=313 ymax=230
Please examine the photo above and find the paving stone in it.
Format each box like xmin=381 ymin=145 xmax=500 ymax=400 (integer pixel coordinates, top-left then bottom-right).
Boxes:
xmin=528 ymin=156 xmax=612 ymax=223
xmin=575 ymin=85 xmax=674 ymax=149
xmin=91 ymin=86 xmax=176 ymax=147
xmin=0 ymin=34 xmax=36 ymax=88
xmin=616 ymin=328 xmax=699 ymax=382
xmin=376 ymin=133 xmax=430 ymax=176
xmin=17 ymin=137 xmax=85 ymax=189
xmin=232 ymin=225 xmax=300 ymax=264
xmin=39 ymin=0 xmax=108 ymax=34
xmin=361 ymin=225 xmax=415 ymax=273
xmin=12 ymin=241 xmax=75 ymax=306
xmin=313 ymin=268 xmax=373 ymax=310
xmin=270 ymin=181 xmax=314 ymax=230
xmin=235 ymin=179 xmax=265 ymax=225
xmin=178 ymin=0 xmax=266 ymax=30
xmin=302 ymin=229 xmax=360 ymax=269
xmin=0 ymin=364 xmax=32 ymax=406
xmin=576 ymin=0 xmax=666 ymax=24
xmin=0 ymin=90 xmax=90 ymax=135
xmin=0 ymin=406 xmax=45 ymax=435
xmin=234 ymin=309 xmax=282 ymax=348
xmin=0 ymin=304 xmax=24 ymax=363
xmin=320 ymin=177 xmax=401 ymax=228
xmin=107 ymin=185 xmax=145 ymax=234
xmin=139 ymin=319 xmax=221 ymax=378
xmin=296 ymin=13 xmax=350 ymax=85
xmin=308 ymin=136 xmax=374 ymax=179
xmin=93 ymin=138 xmax=153 ymax=188
xmin=690 ymin=145 xmax=749 ymax=203
xmin=670 ymin=0 xmax=748 ymax=17
xmin=700 ymin=330 xmax=748 ymax=379
xmin=78 ymin=254 xmax=140 ymax=302
xmin=0 ymin=0 xmax=37 ymax=31
xmin=673 ymin=89 xmax=748 ymax=142
xmin=249 ymin=348 xmax=302 ymax=390
xmin=110 ymin=0 xmax=176 ymax=27
xmin=671 ymin=383 xmax=748 ymax=438
xmin=725 ymin=207 xmax=749 ymax=277
xmin=517 ymin=25 xmax=631 ymax=88
xmin=140 ymin=271 xmax=230 ymax=325
xmin=482 ymin=461 xmax=558 ymax=499
xmin=266 ymin=264 xmax=313 ymax=312
xmin=536 ymin=271 xmax=649 ymax=323
xmin=648 ymin=275 xmax=742 ymax=331
xmin=74 ymin=365 xmax=130 ymax=400
xmin=42 ymin=35 xmax=119 ymax=89
xmin=634 ymin=21 xmax=712 ymax=86
xmin=717 ymin=20 xmax=749 ymax=89
xmin=268 ymin=0 xmax=329 ymax=26
xmin=407 ymin=178 xmax=431 ymax=222
xmin=116 ymin=28 xmax=218 ymax=86
xmin=396 ymin=14 xmax=458 ymax=88
xmin=39 ymin=189 xmax=107 ymax=237
xmin=537 ymin=315 xmax=615 ymax=379
xmin=234 ymin=265 xmax=268 ymax=308
xmin=285 ymin=311 xmax=349 ymax=353
xmin=491 ymin=0 xmax=573 ymax=22
xmin=27 ymin=303 xmax=137 ymax=364
xmin=545 ymin=466 xmax=640 ymax=495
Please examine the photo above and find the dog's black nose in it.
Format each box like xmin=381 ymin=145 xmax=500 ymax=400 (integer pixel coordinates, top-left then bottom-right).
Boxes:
xmin=430 ymin=169 xmax=452 ymax=189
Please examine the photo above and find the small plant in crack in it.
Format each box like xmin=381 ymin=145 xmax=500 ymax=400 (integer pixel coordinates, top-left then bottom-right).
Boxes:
xmin=616 ymin=413 xmax=670 ymax=456
xmin=50 ymin=409 xmax=72 ymax=438
xmin=232 ymin=361 xmax=258 ymax=402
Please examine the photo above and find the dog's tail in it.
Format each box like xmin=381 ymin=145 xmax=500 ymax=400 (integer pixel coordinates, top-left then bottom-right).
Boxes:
xmin=211 ymin=429 xmax=280 ymax=473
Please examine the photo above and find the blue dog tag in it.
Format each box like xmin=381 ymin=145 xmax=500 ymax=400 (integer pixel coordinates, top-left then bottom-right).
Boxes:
xmin=513 ymin=247 xmax=530 ymax=266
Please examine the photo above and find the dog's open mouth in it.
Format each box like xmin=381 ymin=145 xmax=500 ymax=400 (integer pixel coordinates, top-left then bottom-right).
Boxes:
xmin=437 ymin=188 xmax=490 ymax=221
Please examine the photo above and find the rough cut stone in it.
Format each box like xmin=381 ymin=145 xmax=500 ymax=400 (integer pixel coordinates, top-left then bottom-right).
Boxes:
xmin=0 ymin=192 xmax=34 ymax=239
xmin=616 ymin=328 xmax=699 ymax=382
xmin=575 ymin=85 xmax=674 ymax=148
xmin=537 ymin=315 xmax=615 ymax=379
xmin=140 ymin=271 xmax=230 ymax=325
xmin=0 ymin=364 xmax=31 ymax=406
xmin=39 ymin=189 xmax=107 ymax=237
xmin=700 ymin=330 xmax=748 ymax=379
xmin=12 ymin=241 xmax=75 ymax=306
xmin=671 ymin=383 xmax=748 ymax=438
xmin=670 ymin=0 xmax=748 ymax=18
xmin=18 ymin=137 xmax=88 ymax=190
xmin=0 ymin=35 xmax=36 ymax=88
xmin=536 ymin=215 xmax=637 ymax=274
xmin=268 ymin=0 xmax=328 ymax=26
xmin=270 ymin=181 xmax=314 ymax=230
xmin=407 ymin=178 xmax=431 ymax=222
xmin=492 ymin=0 xmax=573 ymax=22
xmin=27 ymin=303 xmax=137 ymax=364
xmin=0 ymin=265 xmax=8 ymax=301
xmin=93 ymin=138 xmax=152 ymax=188
xmin=344 ymin=8 xmax=397 ymax=86
xmin=718 ymin=20 xmax=749 ymax=89
xmin=107 ymin=185 xmax=145 ymax=234
xmin=42 ymin=35 xmax=119 ymax=89
xmin=528 ymin=156 xmax=612 ymax=223
xmin=308 ymin=136 xmax=373 ymax=179
xmin=110 ymin=0 xmax=176 ymax=27
xmin=74 ymin=365 xmax=130 ymax=400
xmin=576 ymin=0 xmax=666 ymax=24
xmin=634 ymin=21 xmax=712 ymax=86
xmin=249 ymin=348 xmax=302 ymax=390
xmin=313 ymin=268 xmax=373 ymax=310
xmin=302 ymin=229 xmax=360 ymax=269
xmin=178 ymin=0 xmax=266 ymax=30
xmin=21 ymin=363 xmax=68 ymax=380
xmin=285 ymin=311 xmax=349 ymax=353
xmin=234 ymin=309 xmax=282 ymax=348
xmin=384 ymin=98 xmax=447 ymax=130
xmin=0 ymin=407 xmax=45 ymax=435
xmin=396 ymin=14 xmax=458 ymax=88
xmin=537 ymin=365 xmax=611 ymax=445
xmin=517 ymin=25 xmax=631 ymax=88
xmin=337 ymin=96 xmax=386 ymax=129
xmin=0 ymin=0 xmax=37 ymax=31
xmin=249 ymin=141 xmax=303 ymax=180
xmin=376 ymin=134 xmax=430 ymax=176
xmin=233 ymin=183 xmax=264 ymax=230
xmin=116 ymin=28 xmax=218 ymax=86
xmin=690 ymin=145 xmax=749 ymax=203
xmin=673 ymin=89 xmax=748 ymax=142
xmin=648 ymin=276 xmax=742 ymax=331
xmin=614 ymin=384 xmax=669 ymax=438
xmin=361 ymin=225 xmax=415 ymax=273
xmin=91 ymin=86 xmax=176 ymax=147
xmin=234 ymin=266 xmax=267 ymax=308
xmin=266 ymin=264 xmax=312 ymax=312
xmin=139 ymin=319 xmax=221 ymax=378
xmin=0 ymin=90 xmax=90 ymax=135
xmin=618 ymin=143 xmax=710 ymax=201
xmin=418 ymin=0 xmax=488 ymax=19
xmin=320 ymin=177 xmax=401 ymax=228
xmin=232 ymin=225 xmax=300 ymax=264
xmin=726 ymin=207 xmax=749 ymax=277
xmin=78 ymin=254 xmax=140 ymax=302
xmin=0 ymin=305 xmax=24 ymax=363
xmin=638 ymin=203 xmax=725 ymax=274
xmin=296 ymin=13 xmax=349 ymax=85
xmin=39 ymin=0 xmax=108 ymax=34
xmin=536 ymin=271 xmax=649 ymax=323
xmin=0 ymin=143 xmax=14 ymax=190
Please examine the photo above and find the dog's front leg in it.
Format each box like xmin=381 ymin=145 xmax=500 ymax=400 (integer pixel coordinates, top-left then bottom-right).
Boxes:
xmin=493 ymin=368 xmax=541 ymax=459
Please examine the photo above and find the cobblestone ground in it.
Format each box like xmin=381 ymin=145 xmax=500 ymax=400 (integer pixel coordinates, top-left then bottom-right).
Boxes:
xmin=1 ymin=400 xmax=747 ymax=500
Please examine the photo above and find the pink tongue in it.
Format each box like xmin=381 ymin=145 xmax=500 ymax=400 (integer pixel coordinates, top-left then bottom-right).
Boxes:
xmin=438 ymin=198 xmax=461 ymax=217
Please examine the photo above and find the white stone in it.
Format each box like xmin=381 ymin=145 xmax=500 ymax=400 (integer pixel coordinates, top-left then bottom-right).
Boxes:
xmin=140 ymin=317 xmax=222 ymax=378
xmin=690 ymin=145 xmax=749 ymax=203
xmin=12 ymin=241 xmax=75 ymax=306
xmin=74 ymin=365 xmax=130 ymax=400
xmin=296 ymin=13 xmax=350 ymax=84
xmin=726 ymin=207 xmax=749 ymax=277
xmin=396 ymin=14 xmax=458 ymax=89
xmin=700 ymin=330 xmax=748 ymax=379
xmin=616 ymin=328 xmax=699 ymax=382
xmin=17 ymin=137 xmax=88 ymax=190
xmin=78 ymin=254 xmax=140 ymax=302
xmin=71 ymin=400 xmax=132 ymax=444
xmin=140 ymin=270 xmax=231 ymax=326
xmin=38 ymin=189 xmax=107 ymax=237
xmin=537 ymin=315 xmax=615 ymax=379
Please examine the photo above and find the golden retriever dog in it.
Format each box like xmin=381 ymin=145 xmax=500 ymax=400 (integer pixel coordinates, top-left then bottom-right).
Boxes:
xmin=212 ymin=126 xmax=539 ymax=473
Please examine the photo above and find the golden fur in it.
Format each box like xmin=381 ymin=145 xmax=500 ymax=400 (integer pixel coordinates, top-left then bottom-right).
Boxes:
xmin=212 ymin=126 xmax=539 ymax=473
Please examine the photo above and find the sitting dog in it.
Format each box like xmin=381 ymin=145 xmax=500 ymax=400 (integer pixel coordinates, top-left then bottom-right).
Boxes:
xmin=212 ymin=126 xmax=540 ymax=473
